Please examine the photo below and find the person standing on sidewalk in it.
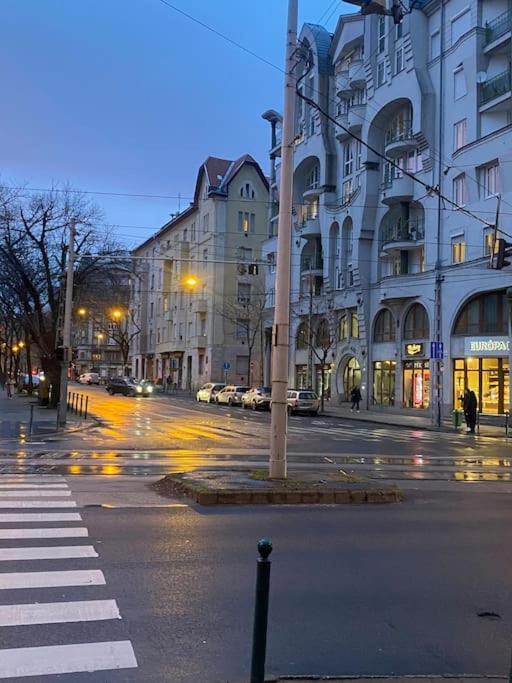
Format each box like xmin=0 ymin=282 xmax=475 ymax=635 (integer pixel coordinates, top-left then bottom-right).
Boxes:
xmin=165 ymin=374 xmax=172 ymax=394
xmin=350 ymin=385 xmax=362 ymax=413
xmin=5 ymin=375 xmax=14 ymax=399
xmin=463 ymin=388 xmax=477 ymax=434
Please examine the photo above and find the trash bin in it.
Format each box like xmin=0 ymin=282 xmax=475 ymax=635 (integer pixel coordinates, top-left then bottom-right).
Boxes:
xmin=452 ymin=409 xmax=462 ymax=428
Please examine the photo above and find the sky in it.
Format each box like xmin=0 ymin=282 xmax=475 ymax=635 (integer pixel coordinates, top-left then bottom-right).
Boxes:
xmin=0 ymin=0 xmax=352 ymax=248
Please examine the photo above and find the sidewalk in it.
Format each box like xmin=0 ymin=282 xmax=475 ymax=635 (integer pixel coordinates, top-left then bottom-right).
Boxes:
xmin=0 ymin=392 xmax=89 ymax=440
xmin=320 ymin=404 xmax=509 ymax=439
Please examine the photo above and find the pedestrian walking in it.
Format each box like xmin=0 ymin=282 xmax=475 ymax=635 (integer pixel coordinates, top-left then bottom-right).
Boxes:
xmin=165 ymin=374 xmax=172 ymax=394
xmin=350 ymin=385 xmax=362 ymax=413
xmin=463 ymin=388 xmax=477 ymax=434
xmin=5 ymin=375 xmax=14 ymax=399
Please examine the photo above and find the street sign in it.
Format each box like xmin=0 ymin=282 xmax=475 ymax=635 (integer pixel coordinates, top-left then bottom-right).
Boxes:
xmin=223 ymin=362 xmax=231 ymax=370
xmin=430 ymin=341 xmax=444 ymax=359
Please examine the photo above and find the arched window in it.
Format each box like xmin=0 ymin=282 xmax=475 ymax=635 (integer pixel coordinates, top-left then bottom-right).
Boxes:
xmin=453 ymin=290 xmax=507 ymax=335
xmin=404 ymin=304 xmax=429 ymax=340
xmin=339 ymin=314 xmax=349 ymax=340
xmin=374 ymin=309 xmax=395 ymax=342
xmin=296 ymin=323 xmax=308 ymax=350
xmin=316 ymin=319 xmax=330 ymax=347
xmin=351 ymin=311 xmax=359 ymax=338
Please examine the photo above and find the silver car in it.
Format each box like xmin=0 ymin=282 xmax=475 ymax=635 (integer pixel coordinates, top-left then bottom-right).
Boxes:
xmin=241 ymin=387 xmax=272 ymax=411
xmin=287 ymin=390 xmax=320 ymax=416
xmin=196 ymin=383 xmax=225 ymax=403
xmin=216 ymin=385 xmax=251 ymax=406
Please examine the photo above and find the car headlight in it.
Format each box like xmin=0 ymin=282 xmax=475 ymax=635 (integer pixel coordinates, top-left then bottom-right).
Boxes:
xmin=147 ymin=386 xmax=153 ymax=393
xmin=136 ymin=386 xmax=142 ymax=393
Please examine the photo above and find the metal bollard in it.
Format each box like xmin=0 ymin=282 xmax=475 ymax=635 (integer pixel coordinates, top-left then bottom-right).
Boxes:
xmin=84 ymin=396 xmax=89 ymax=420
xmin=506 ymin=411 xmax=509 ymax=437
xmin=79 ymin=395 xmax=83 ymax=418
xmin=67 ymin=392 xmax=71 ymax=412
xmin=74 ymin=394 xmax=78 ymax=414
xmin=28 ymin=404 xmax=34 ymax=437
xmin=250 ymin=538 xmax=273 ymax=683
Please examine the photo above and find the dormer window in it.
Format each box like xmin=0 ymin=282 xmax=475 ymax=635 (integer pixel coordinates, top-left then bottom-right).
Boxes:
xmin=240 ymin=183 xmax=255 ymax=199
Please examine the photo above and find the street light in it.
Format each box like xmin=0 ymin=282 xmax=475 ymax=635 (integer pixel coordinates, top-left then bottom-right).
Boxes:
xmin=18 ymin=341 xmax=25 ymax=349
xmin=111 ymin=309 xmax=123 ymax=320
xmin=77 ymin=307 xmax=87 ymax=317
xmin=182 ymin=275 xmax=200 ymax=290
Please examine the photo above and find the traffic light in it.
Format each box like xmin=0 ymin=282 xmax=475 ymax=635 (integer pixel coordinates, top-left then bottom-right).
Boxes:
xmin=494 ymin=238 xmax=512 ymax=270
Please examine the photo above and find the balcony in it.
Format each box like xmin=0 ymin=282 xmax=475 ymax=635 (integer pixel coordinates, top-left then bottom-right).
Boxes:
xmin=336 ymin=70 xmax=351 ymax=97
xmin=347 ymin=103 xmax=366 ymax=132
xmin=485 ymin=9 xmax=512 ymax=52
xmin=190 ymin=334 xmax=208 ymax=348
xmin=300 ymin=254 xmax=324 ymax=275
xmin=193 ymin=298 xmax=207 ymax=313
xmin=381 ymin=218 xmax=425 ymax=252
xmin=384 ymin=122 xmax=416 ymax=157
xmin=348 ymin=59 xmax=365 ymax=88
xmin=479 ymin=69 xmax=511 ymax=110
xmin=381 ymin=174 xmax=414 ymax=205
xmin=294 ymin=206 xmax=320 ymax=237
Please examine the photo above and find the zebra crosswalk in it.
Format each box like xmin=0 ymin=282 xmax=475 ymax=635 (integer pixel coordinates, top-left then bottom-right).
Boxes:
xmin=0 ymin=473 xmax=138 ymax=679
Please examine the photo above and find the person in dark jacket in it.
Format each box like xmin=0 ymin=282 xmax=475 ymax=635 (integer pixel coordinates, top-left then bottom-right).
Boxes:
xmin=463 ymin=388 xmax=477 ymax=433
xmin=350 ymin=386 xmax=362 ymax=413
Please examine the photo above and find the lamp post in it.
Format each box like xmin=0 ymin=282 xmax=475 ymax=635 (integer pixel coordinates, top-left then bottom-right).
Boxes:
xmin=506 ymin=288 xmax=512 ymax=415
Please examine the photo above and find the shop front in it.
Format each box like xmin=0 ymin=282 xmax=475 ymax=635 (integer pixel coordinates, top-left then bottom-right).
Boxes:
xmin=452 ymin=337 xmax=509 ymax=414
xmin=402 ymin=343 xmax=430 ymax=409
xmin=373 ymin=360 xmax=396 ymax=406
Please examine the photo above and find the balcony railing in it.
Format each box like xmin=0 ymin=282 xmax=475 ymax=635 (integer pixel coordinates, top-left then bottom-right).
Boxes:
xmin=485 ymin=8 xmax=512 ymax=45
xmin=479 ymin=69 xmax=512 ymax=105
xmin=381 ymin=218 xmax=425 ymax=245
xmin=385 ymin=121 xmax=413 ymax=146
xmin=300 ymin=254 xmax=324 ymax=272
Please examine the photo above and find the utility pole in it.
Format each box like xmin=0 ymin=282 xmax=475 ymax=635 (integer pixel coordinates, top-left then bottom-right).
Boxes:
xmin=432 ymin=2 xmax=445 ymax=429
xmin=308 ymin=265 xmax=313 ymax=390
xmin=57 ymin=219 xmax=76 ymax=428
xmin=270 ymin=0 xmax=297 ymax=479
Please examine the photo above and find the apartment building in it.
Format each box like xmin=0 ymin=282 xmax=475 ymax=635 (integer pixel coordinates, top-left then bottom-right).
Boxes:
xmin=130 ymin=155 xmax=269 ymax=390
xmin=262 ymin=1 xmax=512 ymax=417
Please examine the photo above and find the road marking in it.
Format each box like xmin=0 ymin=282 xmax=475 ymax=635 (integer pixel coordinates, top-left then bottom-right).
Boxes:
xmin=0 ymin=475 xmax=63 ymax=481
xmin=0 ymin=545 xmax=98 ymax=561
xmin=0 ymin=484 xmax=69 ymax=489
xmin=0 ymin=640 xmax=137 ymax=678
xmin=0 ymin=490 xmax=71 ymax=497
xmin=0 ymin=513 xmax=81 ymax=522
xmin=0 ymin=528 xmax=88 ymax=539
xmin=0 ymin=569 xmax=105 ymax=590
xmin=0 ymin=501 xmax=76 ymax=508
xmin=0 ymin=599 xmax=120 ymax=626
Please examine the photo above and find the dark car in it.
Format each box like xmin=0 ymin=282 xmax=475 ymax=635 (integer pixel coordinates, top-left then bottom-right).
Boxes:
xmin=106 ymin=377 xmax=136 ymax=396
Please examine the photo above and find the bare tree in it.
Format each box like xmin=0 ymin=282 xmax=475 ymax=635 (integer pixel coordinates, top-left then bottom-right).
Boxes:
xmin=216 ymin=285 xmax=268 ymax=386
xmin=0 ymin=185 xmax=124 ymax=406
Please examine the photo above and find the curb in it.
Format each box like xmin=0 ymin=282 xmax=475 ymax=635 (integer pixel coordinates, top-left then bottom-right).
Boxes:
xmin=154 ymin=475 xmax=402 ymax=506
xmin=266 ymin=677 xmax=507 ymax=682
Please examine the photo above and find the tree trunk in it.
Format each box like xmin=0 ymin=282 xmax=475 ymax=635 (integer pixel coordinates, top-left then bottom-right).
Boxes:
xmin=247 ymin=345 xmax=252 ymax=386
xmin=26 ymin=339 xmax=33 ymax=395
xmin=40 ymin=356 xmax=60 ymax=408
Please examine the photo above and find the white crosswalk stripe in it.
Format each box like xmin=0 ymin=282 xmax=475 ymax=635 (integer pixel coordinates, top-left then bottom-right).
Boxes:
xmin=0 ymin=474 xmax=138 ymax=678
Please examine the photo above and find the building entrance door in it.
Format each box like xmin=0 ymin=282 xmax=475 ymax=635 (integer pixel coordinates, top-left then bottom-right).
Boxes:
xmin=343 ymin=357 xmax=361 ymax=401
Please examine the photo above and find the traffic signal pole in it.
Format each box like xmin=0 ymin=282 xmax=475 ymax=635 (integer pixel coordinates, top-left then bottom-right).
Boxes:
xmin=269 ymin=0 xmax=297 ymax=479
xmin=57 ymin=219 xmax=76 ymax=428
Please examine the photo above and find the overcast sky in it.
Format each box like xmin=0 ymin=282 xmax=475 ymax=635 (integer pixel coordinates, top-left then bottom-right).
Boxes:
xmin=1 ymin=0 xmax=351 ymax=247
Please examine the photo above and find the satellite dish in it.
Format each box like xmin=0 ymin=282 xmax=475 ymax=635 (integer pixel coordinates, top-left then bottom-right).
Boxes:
xmin=476 ymin=71 xmax=487 ymax=84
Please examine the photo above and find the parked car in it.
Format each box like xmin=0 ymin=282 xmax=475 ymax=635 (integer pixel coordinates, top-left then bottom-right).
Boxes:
xmin=216 ymin=385 xmax=251 ymax=406
xmin=287 ymin=389 xmax=320 ymax=416
xmin=196 ymin=383 xmax=225 ymax=403
xmin=106 ymin=378 xmax=154 ymax=397
xmin=241 ymin=387 xmax=272 ymax=411
xmin=78 ymin=372 xmax=100 ymax=385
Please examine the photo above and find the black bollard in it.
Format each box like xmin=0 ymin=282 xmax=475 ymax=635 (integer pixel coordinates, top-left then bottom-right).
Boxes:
xmin=79 ymin=395 xmax=83 ymax=417
xmin=84 ymin=396 xmax=89 ymax=420
xmin=250 ymin=538 xmax=273 ymax=683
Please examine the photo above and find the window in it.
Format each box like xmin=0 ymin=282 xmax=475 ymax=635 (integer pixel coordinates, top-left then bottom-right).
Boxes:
xmin=200 ymin=315 xmax=206 ymax=336
xmin=188 ymin=321 xmax=192 ymax=338
xmin=236 ymin=355 xmax=249 ymax=376
xmin=451 ymin=8 xmax=471 ymax=46
xmin=373 ymin=360 xmax=396 ymax=406
xmin=202 ymin=248 xmax=208 ymax=269
xmin=374 ymin=309 xmax=395 ymax=342
xmin=237 ymin=282 xmax=251 ymax=304
xmin=310 ymin=115 xmax=315 ymax=136
xmin=454 ymin=290 xmax=507 ymax=336
xmin=240 ymin=183 xmax=255 ymax=199
xmin=183 ymin=228 xmax=188 ymax=242
xmin=430 ymin=29 xmax=440 ymax=59
xmin=150 ymin=273 xmax=155 ymax=290
xmin=480 ymin=162 xmax=500 ymax=198
xmin=453 ymin=119 xmax=467 ymax=151
xmin=395 ymin=47 xmax=404 ymax=74
xmin=356 ymin=140 xmax=362 ymax=170
xmin=306 ymin=165 xmax=320 ymax=190
xmin=343 ymin=143 xmax=353 ymax=177
xmin=150 ymin=301 xmax=154 ymax=318
xmin=453 ymin=66 xmax=467 ymax=100
xmin=351 ymin=310 xmax=359 ymax=338
xmin=267 ymin=252 xmax=276 ymax=273
xmin=404 ymin=304 xmax=429 ymax=340
xmin=396 ymin=21 xmax=403 ymax=40
xmin=315 ymin=319 xmax=330 ymax=347
xmin=239 ymin=247 xmax=253 ymax=262
xmin=203 ymin=213 xmax=209 ymax=234
xmin=342 ymin=180 xmax=353 ymax=204
xmin=451 ymin=236 xmax=466 ymax=264
xmin=484 ymin=230 xmax=496 ymax=257
xmin=339 ymin=314 xmax=349 ymax=340
xmin=199 ymin=354 xmax=205 ymax=375
xmin=238 ymin=211 xmax=255 ymax=234
xmin=191 ymin=222 xmax=196 ymax=241
xmin=179 ymin=291 xmax=184 ymax=309
xmin=377 ymin=60 xmax=386 ymax=87
xmin=453 ymin=174 xmax=466 ymax=206
xmin=178 ymin=322 xmax=183 ymax=340
xmin=378 ymin=16 xmax=386 ymax=53
xmin=296 ymin=323 xmax=308 ymax=349
xmin=236 ymin=319 xmax=248 ymax=339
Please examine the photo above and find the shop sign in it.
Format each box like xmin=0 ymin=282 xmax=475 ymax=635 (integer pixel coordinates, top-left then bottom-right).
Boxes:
xmin=464 ymin=337 xmax=510 ymax=356
xmin=405 ymin=343 xmax=423 ymax=357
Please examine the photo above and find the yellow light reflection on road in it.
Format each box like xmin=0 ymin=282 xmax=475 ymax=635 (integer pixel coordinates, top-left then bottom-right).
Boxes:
xmin=101 ymin=465 xmax=122 ymax=476
xmin=69 ymin=465 xmax=82 ymax=474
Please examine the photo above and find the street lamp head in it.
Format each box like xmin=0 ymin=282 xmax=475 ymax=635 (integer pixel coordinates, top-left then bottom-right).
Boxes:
xmin=182 ymin=275 xmax=200 ymax=290
xmin=96 ymin=332 xmax=104 ymax=341
xmin=18 ymin=341 xmax=25 ymax=349
xmin=77 ymin=307 xmax=87 ymax=317
xmin=111 ymin=309 xmax=123 ymax=320
xmin=12 ymin=345 xmax=19 ymax=353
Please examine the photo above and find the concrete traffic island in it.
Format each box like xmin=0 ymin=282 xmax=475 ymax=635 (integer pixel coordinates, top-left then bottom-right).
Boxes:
xmin=151 ymin=469 xmax=402 ymax=506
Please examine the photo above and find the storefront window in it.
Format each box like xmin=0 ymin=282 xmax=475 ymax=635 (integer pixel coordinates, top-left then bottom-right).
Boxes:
xmin=316 ymin=365 xmax=331 ymax=400
xmin=373 ymin=360 xmax=396 ymax=405
xmin=403 ymin=360 xmax=430 ymax=408
xmin=295 ymin=365 xmax=308 ymax=389
xmin=452 ymin=357 xmax=509 ymax=414
xmin=343 ymin=357 xmax=361 ymax=400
